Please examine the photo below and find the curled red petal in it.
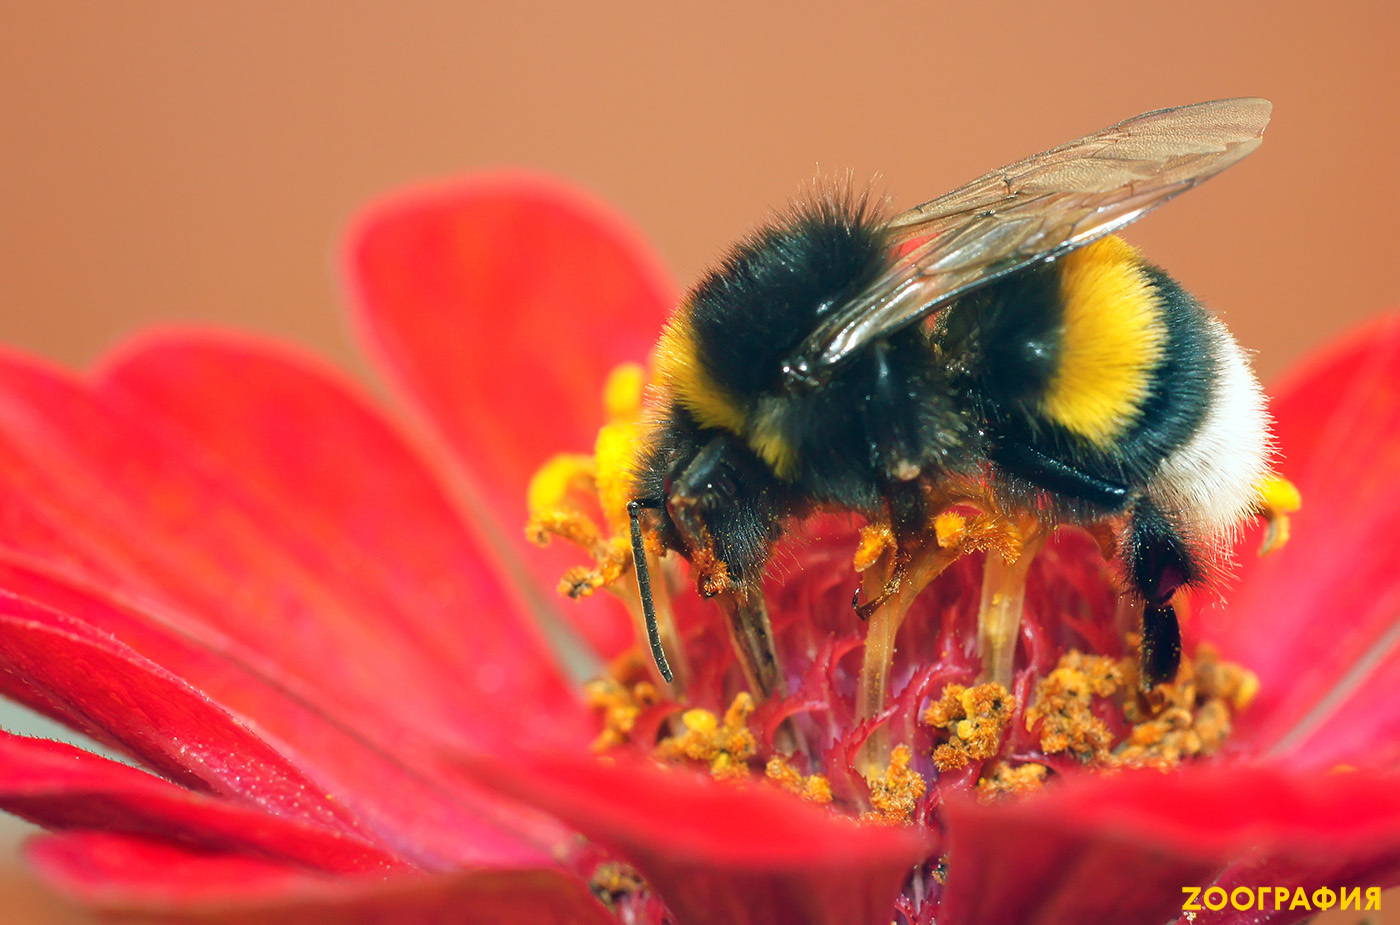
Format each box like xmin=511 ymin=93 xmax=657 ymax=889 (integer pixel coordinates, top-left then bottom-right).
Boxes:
xmin=27 ymin=833 xmax=613 ymax=925
xmin=1193 ymin=313 xmax=1400 ymax=765
xmin=460 ymin=749 xmax=932 ymax=925
xmin=0 ymin=733 xmax=402 ymax=875
xmin=345 ymin=173 xmax=676 ymax=657
xmin=942 ymin=764 xmax=1400 ymax=925
xmin=97 ymin=330 xmax=589 ymax=749
xmin=0 ymin=570 xmax=561 ymax=870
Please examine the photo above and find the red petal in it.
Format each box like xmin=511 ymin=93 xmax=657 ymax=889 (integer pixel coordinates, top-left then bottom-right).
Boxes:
xmin=1193 ymin=314 xmax=1400 ymax=765
xmin=345 ymin=174 xmax=675 ymax=656
xmin=0 ymin=342 xmax=585 ymax=751
xmin=942 ymin=764 xmax=1400 ymax=925
xmin=97 ymin=331 xmax=588 ymax=748
xmin=0 ymin=733 xmax=402 ymax=875
xmin=0 ymin=554 xmax=564 ymax=870
xmin=28 ymin=833 xmax=613 ymax=925
xmin=0 ymin=589 xmax=366 ymax=836
xmin=460 ymin=750 xmax=931 ymax=925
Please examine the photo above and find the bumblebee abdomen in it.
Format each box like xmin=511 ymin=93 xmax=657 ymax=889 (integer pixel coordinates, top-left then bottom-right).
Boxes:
xmin=944 ymin=234 xmax=1253 ymax=519
xmin=1040 ymin=237 xmax=1169 ymax=447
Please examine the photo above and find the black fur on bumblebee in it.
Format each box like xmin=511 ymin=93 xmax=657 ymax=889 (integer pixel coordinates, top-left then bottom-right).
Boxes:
xmin=627 ymin=99 xmax=1274 ymax=699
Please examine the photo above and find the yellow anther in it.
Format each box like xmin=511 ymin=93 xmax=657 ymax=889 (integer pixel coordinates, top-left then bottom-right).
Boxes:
xmin=924 ymin=682 xmax=1013 ymax=770
xmin=765 ymin=756 xmax=834 ymax=804
xmin=863 ymin=745 xmax=926 ymax=824
xmin=1025 ymin=647 xmax=1256 ymax=769
xmin=1253 ymin=473 xmax=1301 ymax=556
xmin=853 ymin=523 xmax=896 ymax=572
xmin=1024 ymin=654 xmax=1124 ymax=762
xmin=526 ymin=453 xmax=596 ymax=519
xmin=585 ymin=676 xmax=659 ymax=752
xmin=603 ymin=362 xmax=647 ymax=420
xmin=976 ymin=761 xmax=1049 ymax=802
xmin=933 ymin=511 xmax=967 ymax=548
xmin=656 ymin=694 xmax=756 ymax=779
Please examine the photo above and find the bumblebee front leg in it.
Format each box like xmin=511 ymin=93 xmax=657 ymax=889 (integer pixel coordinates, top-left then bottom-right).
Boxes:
xmin=667 ymin=438 xmax=787 ymax=699
xmin=1128 ymin=499 xmax=1194 ymax=688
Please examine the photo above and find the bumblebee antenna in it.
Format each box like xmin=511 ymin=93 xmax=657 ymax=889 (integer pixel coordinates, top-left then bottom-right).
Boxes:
xmin=628 ymin=499 xmax=674 ymax=683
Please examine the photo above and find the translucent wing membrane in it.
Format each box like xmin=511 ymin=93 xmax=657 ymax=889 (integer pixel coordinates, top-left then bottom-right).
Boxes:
xmin=783 ymin=98 xmax=1271 ymax=385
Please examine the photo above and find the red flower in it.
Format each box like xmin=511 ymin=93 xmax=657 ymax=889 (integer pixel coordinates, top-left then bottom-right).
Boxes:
xmin=0 ymin=173 xmax=1397 ymax=925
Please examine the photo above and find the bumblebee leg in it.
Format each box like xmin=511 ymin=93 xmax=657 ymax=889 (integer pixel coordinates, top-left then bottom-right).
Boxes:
xmin=1129 ymin=500 xmax=1194 ymax=688
xmin=992 ymin=438 xmax=1130 ymax=508
xmin=668 ymin=438 xmax=786 ymax=698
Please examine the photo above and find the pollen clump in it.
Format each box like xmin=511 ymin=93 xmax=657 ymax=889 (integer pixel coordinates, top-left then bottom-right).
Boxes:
xmin=924 ymin=682 xmax=1013 ymax=771
xmin=976 ymin=761 xmax=1049 ymax=801
xmin=853 ymin=522 xmax=897 ymax=572
xmin=655 ymin=694 xmax=756 ymax=779
xmin=1025 ymin=653 xmax=1125 ymax=762
xmin=1115 ymin=646 xmax=1258 ymax=767
xmin=1025 ymin=647 xmax=1258 ymax=768
xmin=585 ymin=675 xmax=660 ymax=752
xmin=863 ymin=745 xmax=927 ymax=825
xmin=765 ymin=756 xmax=834 ymax=804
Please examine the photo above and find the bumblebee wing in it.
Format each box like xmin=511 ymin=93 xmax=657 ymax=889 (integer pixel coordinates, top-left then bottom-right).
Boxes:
xmin=784 ymin=98 xmax=1270 ymax=384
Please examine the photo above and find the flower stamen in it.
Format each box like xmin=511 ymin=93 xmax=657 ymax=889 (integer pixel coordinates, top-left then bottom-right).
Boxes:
xmin=1253 ymin=473 xmax=1301 ymax=556
xmin=765 ymin=756 xmax=834 ymax=804
xmin=923 ymin=682 xmax=1014 ymax=771
xmin=976 ymin=761 xmax=1049 ymax=801
xmin=976 ymin=517 xmax=1044 ymax=689
xmin=655 ymin=693 xmax=757 ymax=780
xmin=862 ymin=745 xmax=927 ymax=824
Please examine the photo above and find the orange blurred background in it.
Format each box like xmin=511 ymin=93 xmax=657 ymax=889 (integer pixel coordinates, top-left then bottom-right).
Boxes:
xmin=1 ymin=2 xmax=1396 ymax=921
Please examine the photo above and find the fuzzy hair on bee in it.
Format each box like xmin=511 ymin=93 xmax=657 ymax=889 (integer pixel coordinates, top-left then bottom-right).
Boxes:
xmin=625 ymin=99 xmax=1275 ymax=695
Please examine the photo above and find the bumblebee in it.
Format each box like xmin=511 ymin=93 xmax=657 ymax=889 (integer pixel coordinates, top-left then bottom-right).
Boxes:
xmin=626 ymin=99 xmax=1273 ymax=697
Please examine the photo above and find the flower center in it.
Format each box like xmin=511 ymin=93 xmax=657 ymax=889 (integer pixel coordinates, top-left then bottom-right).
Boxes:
xmin=528 ymin=363 xmax=1289 ymax=823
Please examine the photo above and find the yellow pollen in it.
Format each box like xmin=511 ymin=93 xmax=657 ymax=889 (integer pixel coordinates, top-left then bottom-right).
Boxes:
xmin=1025 ymin=647 xmax=1257 ymax=768
xmin=585 ymin=676 xmax=660 ymax=752
xmin=526 ymin=362 xmax=657 ymax=599
xmin=1252 ymin=473 xmax=1302 ymax=556
xmin=862 ymin=745 xmax=927 ymax=824
xmin=933 ymin=511 xmax=967 ymax=548
xmin=765 ymin=756 xmax=834 ymax=804
xmin=853 ymin=522 xmax=897 ymax=572
xmin=655 ymin=693 xmax=756 ymax=779
xmin=1024 ymin=653 xmax=1125 ymax=761
xmin=603 ymin=362 xmax=647 ymax=420
xmin=923 ymin=682 xmax=1013 ymax=771
xmin=976 ymin=761 xmax=1049 ymax=801
xmin=526 ymin=453 xmax=596 ymax=520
